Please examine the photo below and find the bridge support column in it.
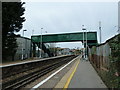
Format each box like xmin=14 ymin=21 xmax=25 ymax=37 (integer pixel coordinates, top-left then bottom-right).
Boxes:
xmin=33 ymin=43 xmax=36 ymax=57
xmin=37 ymin=43 xmax=40 ymax=57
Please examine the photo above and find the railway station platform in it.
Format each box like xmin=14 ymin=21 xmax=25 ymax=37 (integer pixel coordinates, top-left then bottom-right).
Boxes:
xmin=55 ymin=57 xmax=108 ymax=89
xmin=68 ymin=60 xmax=107 ymax=88
xmin=29 ymin=56 xmax=108 ymax=89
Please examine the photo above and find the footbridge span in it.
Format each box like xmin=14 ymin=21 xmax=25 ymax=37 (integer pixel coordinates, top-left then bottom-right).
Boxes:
xmin=31 ymin=32 xmax=98 ymax=57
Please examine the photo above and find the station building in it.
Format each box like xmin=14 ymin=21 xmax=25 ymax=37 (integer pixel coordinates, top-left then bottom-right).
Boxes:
xmin=14 ymin=35 xmax=32 ymax=60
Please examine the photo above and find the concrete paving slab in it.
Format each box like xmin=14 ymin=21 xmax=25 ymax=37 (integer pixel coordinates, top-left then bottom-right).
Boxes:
xmin=37 ymin=56 xmax=80 ymax=88
xmin=55 ymin=57 xmax=80 ymax=88
xmin=68 ymin=60 xmax=108 ymax=88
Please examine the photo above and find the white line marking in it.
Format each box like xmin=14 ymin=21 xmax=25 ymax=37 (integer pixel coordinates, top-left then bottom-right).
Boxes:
xmin=31 ymin=56 xmax=79 ymax=89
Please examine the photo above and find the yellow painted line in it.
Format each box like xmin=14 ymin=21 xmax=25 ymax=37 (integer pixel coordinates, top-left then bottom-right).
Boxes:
xmin=63 ymin=59 xmax=80 ymax=89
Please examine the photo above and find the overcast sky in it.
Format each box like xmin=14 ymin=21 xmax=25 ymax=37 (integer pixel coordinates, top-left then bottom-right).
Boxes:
xmin=18 ymin=0 xmax=118 ymax=49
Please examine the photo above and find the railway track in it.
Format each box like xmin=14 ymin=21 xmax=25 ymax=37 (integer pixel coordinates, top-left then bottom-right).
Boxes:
xmin=2 ymin=55 xmax=77 ymax=89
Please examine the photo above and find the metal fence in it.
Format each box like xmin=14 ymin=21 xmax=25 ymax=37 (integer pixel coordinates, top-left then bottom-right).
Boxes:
xmin=88 ymin=34 xmax=120 ymax=89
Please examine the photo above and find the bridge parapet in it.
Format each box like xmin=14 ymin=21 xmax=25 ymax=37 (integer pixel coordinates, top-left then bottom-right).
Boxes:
xmin=31 ymin=32 xmax=98 ymax=46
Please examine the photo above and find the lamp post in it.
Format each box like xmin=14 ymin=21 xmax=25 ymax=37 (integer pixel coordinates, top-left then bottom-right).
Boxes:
xmin=85 ymin=28 xmax=88 ymax=60
xmin=22 ymin=29 xmax=27 ymax=60
xmin=82 ymin=25 xmax=86 ymax=59
xmin=32 ymin=29 xmax=34 ymax=35
xmin=23 ymin=30 xmax=27 ymax=37
xmin=40 ymin=28 xmax=43 ymax=58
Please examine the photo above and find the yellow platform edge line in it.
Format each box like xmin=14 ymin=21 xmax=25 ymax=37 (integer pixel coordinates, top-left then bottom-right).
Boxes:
xmin=63 ymin=59 xmax=80 ymax=89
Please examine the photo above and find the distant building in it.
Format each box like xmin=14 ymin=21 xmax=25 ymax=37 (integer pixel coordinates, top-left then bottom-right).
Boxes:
xmin=57 ymin=48 xmax=72 ymax=55
xmin=62 ymin=48 xmax=71 ymax=55
xmin=14 ymin=35 xmax=32 ymax=60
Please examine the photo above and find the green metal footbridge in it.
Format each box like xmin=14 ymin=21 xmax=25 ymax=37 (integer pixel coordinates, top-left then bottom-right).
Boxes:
xmin=31 ymin=32 xmax=98 ymax=57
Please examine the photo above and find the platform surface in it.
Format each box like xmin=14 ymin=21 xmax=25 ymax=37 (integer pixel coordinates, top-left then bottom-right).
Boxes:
xmin=25 ymin=56 xmax=108 ymax=89
xmin=68 ymin=59 xmax=108 ymax=88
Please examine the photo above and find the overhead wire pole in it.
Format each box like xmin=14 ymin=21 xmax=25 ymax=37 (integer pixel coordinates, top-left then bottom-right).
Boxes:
xmin=99 ymin=21 xmax=102 ymax=44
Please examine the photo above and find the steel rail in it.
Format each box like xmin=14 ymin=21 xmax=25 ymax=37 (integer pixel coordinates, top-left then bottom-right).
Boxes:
xmin=2 ymin=56 xmax=76 ymax=90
